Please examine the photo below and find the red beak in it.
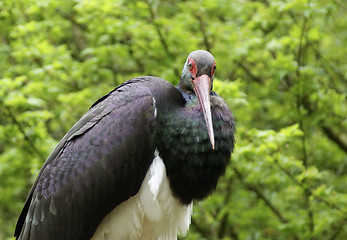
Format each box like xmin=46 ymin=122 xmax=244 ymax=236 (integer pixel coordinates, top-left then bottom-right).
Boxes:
xmin=193 ymin=74 xmax=215 ymax=150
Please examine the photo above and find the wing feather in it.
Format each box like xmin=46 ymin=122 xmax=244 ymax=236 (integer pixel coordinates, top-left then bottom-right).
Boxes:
xmin=15 ymin=78 xmax=159 ymax=240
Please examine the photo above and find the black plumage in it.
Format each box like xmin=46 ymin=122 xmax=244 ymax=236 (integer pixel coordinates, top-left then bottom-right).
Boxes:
xmin=157 ymin=90 xmax=234 ymax=204
xmin=15 ymin=50 xmax=235 ymax=240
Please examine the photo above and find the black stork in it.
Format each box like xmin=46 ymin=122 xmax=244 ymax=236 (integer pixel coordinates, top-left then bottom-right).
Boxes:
xmin=14 ymin=50 xmax=235 ymax=240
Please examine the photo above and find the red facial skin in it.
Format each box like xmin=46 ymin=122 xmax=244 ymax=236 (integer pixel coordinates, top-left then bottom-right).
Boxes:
xmin=188 ymin=58 xmax=197 ymax=78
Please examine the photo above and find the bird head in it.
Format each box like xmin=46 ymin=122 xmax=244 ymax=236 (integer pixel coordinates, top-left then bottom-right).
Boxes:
xmin=178 ymin=50 xmax=216 ymax=150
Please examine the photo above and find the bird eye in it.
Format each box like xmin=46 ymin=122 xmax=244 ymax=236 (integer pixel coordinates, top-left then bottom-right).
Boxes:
xmin=211 ymin=63 xmax=216 ymax=76
xmin=188 ymin=63 xmax=192 ymax=69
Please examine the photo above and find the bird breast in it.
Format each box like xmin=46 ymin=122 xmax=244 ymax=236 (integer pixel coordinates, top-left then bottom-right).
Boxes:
xmin=91 ymin=149 xmax=193 ymax=240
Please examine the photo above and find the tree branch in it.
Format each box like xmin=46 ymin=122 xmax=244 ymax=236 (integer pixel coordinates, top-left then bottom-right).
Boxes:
xmin=232 ymin=167 xmax=288 ymax=224
xmin=56 ymin=9 xmax=87 ymax=31
xmin=236 ymin=60 xmax=263 ymax=83
xmin=196 ymin=13 xmax=212 ymax=52
xmin=289 ymin=11 xmax=347 ymax=85
xmin=0 ymin=35 xmax=16 ymax=68
xmin=145 ymin=0 xmax=172 ymax=58
xmin=295 ymin=5 xmax=315 ymax=237
xmin=274 ymin=158 xmax=347 ymax=216
xmin=217 ymin=176 xmax=238 ymax=239
xmin=322 ymin=126 xmax=347 ymax=154
xmin=3 ymin=105 xmax=45 ymax=160
xmin=127 ymin=43 xmax=146 ymax=73
xmin=287 ymin=10 xmax=347 ymax=156
xmin=145 ymin=0 xmax=181 ymax=78
xmin=309 ymin=41 xmax=347 ymax=85
xmin=327 ymin=217 xmax=347 ymax=240
xmin=333 ymin=0 xmax=347 ymax=10
xmin=190 ymin=217 xmax=212 ymax=239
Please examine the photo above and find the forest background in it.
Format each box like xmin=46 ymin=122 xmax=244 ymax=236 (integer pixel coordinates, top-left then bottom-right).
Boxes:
xmin=0 ymin=0 xmax=346 ymax=239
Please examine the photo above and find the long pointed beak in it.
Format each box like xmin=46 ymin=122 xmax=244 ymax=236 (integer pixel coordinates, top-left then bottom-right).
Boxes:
xmin=193 ymin=74 xmax=215 ymax=150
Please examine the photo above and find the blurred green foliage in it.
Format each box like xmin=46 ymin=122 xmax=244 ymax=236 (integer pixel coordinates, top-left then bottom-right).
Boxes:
xmin=1 ymin=0 xmax=346 ymax=239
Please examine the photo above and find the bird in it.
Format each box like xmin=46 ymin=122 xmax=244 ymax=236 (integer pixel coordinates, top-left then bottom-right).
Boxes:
xmin=14 ymin=50 xmax=235 ymax=240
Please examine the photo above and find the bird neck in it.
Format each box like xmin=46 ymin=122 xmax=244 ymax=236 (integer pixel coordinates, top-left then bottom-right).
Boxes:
xmin=176 ymin=86 xmax=198 ymax=104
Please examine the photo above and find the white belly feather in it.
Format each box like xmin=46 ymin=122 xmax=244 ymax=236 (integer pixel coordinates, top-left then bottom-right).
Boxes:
xmin=91 ymin=150 xmax=193 ymax=240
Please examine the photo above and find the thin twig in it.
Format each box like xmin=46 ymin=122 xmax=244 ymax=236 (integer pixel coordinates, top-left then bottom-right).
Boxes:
xmin=145 ymin=0 xmax=172 ymax=58
xmin=289 ymin=10 xmax=347 ymax=84
xmin=196 ymin=13 xmax=212 ymax=52
xmin=295 ymin=3 xmax=315 ymax=236
xmin=56 ymin=10 xmax=87 ymax=31
xmin=190 ymin=217 xmax=211 ymax=239
xmin=334 ymin=0 xmax=347 ymax=10
xmin=322 ymin=126 xmax=347 ymax=154
xmin=237 ymin=61 xmax=263 ymax=83
xmin=145 ymin=0 xmax=181 ymax=78
xmin=274 ymin=158 xmax=347 ymax=215
xmin=217 ymin=175 xmax=238 ymax=239
xmin=232 ymin=167 xmax=288 ymax=223
xmin=3 ymin=105 xmax=45 ymax=160
xmin=326 ymin=216 xmax=347 ymax=240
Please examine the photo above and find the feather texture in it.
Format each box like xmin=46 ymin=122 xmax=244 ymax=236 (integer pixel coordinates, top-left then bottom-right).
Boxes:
xmin=15 ymin=77 xmax=170 ymax=240
xmin=91 ymin=150 xmax=192 ymax=240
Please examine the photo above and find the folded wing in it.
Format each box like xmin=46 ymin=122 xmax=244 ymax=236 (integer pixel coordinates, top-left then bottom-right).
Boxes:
xmin=15 ymin=78 xmax=158 ymax=240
